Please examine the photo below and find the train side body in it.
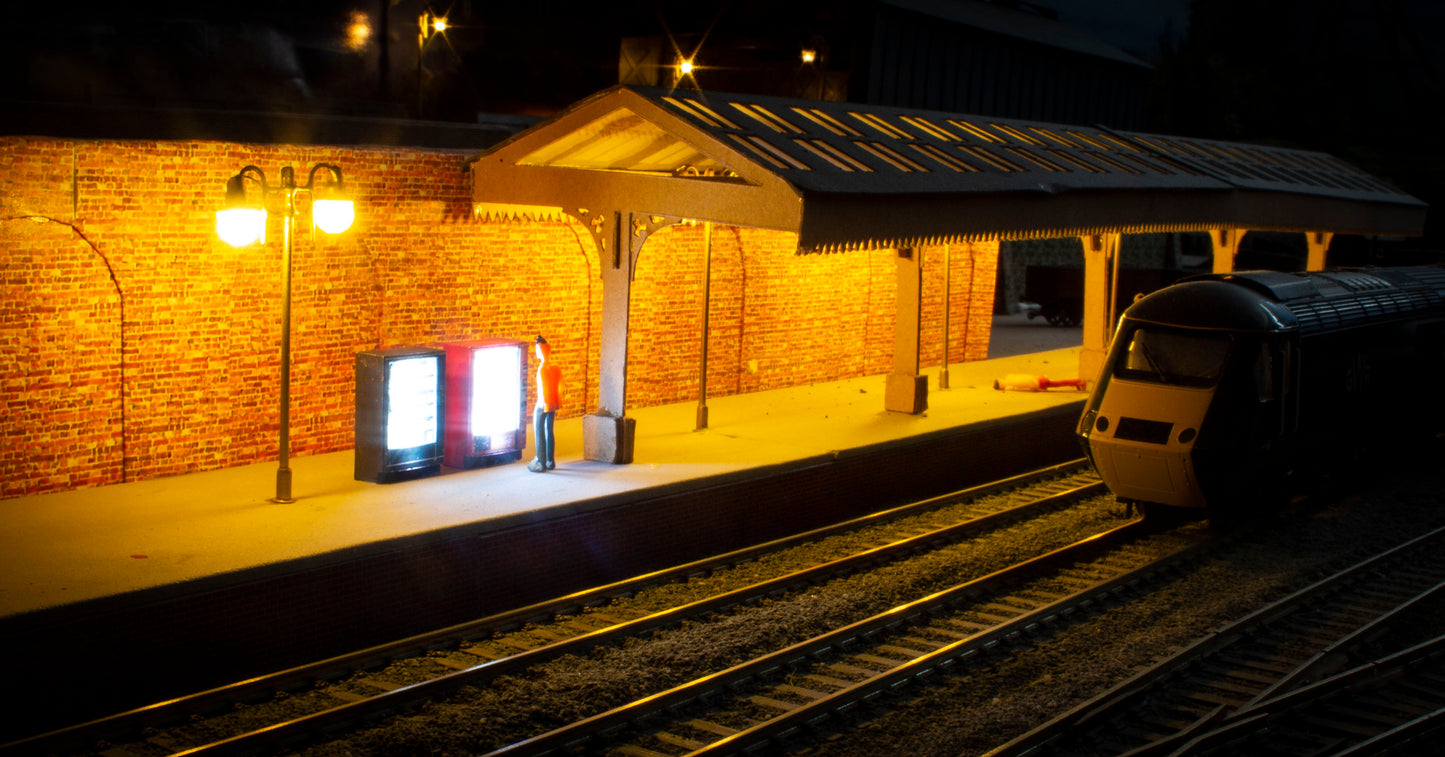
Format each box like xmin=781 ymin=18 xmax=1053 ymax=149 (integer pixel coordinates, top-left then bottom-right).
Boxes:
xmin=1079 ymin=266 xmax=1445 ymax=515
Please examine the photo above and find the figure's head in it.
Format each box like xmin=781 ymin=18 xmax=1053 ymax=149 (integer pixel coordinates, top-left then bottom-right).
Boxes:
xmin=534 ymin=335 xmax=550 ymax=360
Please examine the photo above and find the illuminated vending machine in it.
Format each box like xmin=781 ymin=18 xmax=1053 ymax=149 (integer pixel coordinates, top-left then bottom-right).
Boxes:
xmin=444 ymin=338 xmax=528 ymax=469
xmin=354 ymin=346 xmax=446 ymax=483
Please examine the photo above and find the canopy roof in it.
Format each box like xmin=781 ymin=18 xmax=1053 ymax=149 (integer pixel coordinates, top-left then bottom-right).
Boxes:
xmin=470 ymin=86 xmax=1426 ymax=252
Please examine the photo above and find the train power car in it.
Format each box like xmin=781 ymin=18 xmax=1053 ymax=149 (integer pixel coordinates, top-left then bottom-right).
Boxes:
xmin=1077 ymin=266 xmax=1445 ymax=516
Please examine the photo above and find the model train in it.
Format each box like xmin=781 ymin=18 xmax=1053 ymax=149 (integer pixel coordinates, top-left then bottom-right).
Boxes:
xmin=1077 ymin=265 xmax=1445 ymax=516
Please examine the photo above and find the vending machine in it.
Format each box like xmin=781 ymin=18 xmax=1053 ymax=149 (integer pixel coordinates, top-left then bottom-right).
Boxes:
xmin=354 ymin=346 xmax=446 ymax=483
xmin=444 ymin=338 xmax=528 ymax=469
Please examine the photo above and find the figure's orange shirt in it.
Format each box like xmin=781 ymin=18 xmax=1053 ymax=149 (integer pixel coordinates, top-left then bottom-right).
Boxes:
xmin=538 ymin=363 xmax=562 ymax=411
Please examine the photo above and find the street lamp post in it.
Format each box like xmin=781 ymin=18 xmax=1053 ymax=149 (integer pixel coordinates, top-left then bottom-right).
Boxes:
xmin=216 ymin=163 xmax=355 ymax=503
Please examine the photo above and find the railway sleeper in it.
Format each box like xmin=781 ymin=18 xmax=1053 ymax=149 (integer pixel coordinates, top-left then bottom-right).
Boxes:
xmin=1197 ymin=661 xmax=1280 ymax=686
xmin=1299 ymin=712 xmax=1387 ymax=739
xmin=1321 ymin=702 xmax=1413 ymax=728
xmin=613 ymin=743 xmax=670 ymax=757
xmin=1216 ymin=652 xmax=1298 ymax=675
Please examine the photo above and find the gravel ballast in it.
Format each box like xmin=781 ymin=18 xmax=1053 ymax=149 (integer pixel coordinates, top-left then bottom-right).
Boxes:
xmin=267 ymin=455 xmax=1445 ymax=756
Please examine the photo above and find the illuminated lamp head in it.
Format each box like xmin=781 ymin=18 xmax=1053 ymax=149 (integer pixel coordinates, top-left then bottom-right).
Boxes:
xmin=310 ymin=168 xmax=354 ymax=235
xmin=216 ymin=173 xmax=267 ymax=247
xmin=535 ymin=335 xmax=551 ymax=361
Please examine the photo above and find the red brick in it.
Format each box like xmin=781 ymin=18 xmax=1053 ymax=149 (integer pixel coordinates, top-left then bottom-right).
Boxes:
xmin=0 ymin=137 xmax=998 ymax=498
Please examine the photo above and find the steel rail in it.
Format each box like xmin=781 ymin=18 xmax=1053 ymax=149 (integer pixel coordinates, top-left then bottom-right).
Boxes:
xmin=987 ymin=522 xmax=1445 ymax=757
xmin=488 ymin=517 xmax=1190 ymax=756
xmin=2 ymin=463 xmax=1100 ymax=757
xmin=1159 ymin=632 xmax=1445 ymax=756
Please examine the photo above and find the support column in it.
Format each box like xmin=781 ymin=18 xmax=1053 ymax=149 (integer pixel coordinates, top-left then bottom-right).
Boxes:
xmin=886 ymin=247 xmax=927 ymax=414
xmin=577 ymin=211 xmax=676 ymax=464
xmin=696 ymin=222 xmax=713 ymax=430
xmin=1211 ymin=228 xmax=1244 ymax=274
xmin=1079 ymin=233 xmax=1120 ymax=383
xmin=1306 ymin=231 xmax=1333 ymax=271
xmin=938 ymin=244 xmax=952 ymax=390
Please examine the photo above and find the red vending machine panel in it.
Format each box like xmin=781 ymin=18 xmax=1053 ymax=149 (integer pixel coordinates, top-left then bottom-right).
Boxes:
xmin=444 ymin=339 xmax=528 ymax=469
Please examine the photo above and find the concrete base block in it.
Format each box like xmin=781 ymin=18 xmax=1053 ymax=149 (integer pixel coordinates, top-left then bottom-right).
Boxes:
xmin=583 ymin=413 xmax=637 ymax=464
xmin=885 ymin=372 xmax=928 ymax=414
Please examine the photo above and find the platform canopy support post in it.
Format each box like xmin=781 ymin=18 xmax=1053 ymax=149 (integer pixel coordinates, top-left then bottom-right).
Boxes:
xmin=1211 ymin=228 xmax=1244 ymax=274
xmin=1079 ymin=233 xmax=1121 ymax=383
xmin=886 ymin=246 xmax=928 ymax=414
xmin=580 ymin=210 xmax=675 ymax=464
xmin=939 ymin=244 xmax=952 ymax=390
xmin=1306 ymin=231 xmax=1333 ymax=271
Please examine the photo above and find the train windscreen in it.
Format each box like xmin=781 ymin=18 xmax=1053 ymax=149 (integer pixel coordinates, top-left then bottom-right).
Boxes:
xmin=1115 ymin=327 xmax=1230 ymax=387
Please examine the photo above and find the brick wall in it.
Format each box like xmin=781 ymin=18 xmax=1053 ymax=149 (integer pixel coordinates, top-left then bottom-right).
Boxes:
xmin=0 ymin=137 xmax=997 ymax=499
xmin=626 ymin=228 xmax=996 ymax=407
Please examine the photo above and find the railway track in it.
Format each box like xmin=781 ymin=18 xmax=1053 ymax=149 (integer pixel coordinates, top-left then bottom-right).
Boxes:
xmin=486 ymin=518 xmax=1204 ymax=756
xmin=2 ymin=462 xmax=1110 ymax=757
xmin=989 ymin=523 xmax=1445 ymax=757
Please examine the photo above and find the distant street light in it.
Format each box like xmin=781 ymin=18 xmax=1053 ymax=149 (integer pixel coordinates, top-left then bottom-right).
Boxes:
xmin=345 ymin=10 xmax=372 ymax=52
xmin=216 ymin=163 xmax=355 ymax=503
xmin=417 ymin=9 xmax=448 ymax=118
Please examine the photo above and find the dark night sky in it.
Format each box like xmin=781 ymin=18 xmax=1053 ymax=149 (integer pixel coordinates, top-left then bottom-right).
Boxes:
xmin=2 ymin=0 xmax=1441 ymax=244
xmin=1 ymin=0 xmax=1191 ymax=118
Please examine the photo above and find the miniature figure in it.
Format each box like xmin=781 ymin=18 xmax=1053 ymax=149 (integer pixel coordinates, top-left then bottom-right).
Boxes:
xmin=993 ymin=374 xmax=1086 ymax=391
xmin=528 ymin=335 xmax=562 ymax=472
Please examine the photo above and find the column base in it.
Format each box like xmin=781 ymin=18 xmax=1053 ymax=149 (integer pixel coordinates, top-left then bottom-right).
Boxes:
xmin=583 ymin=413 xmax=637 ymax=464
xmin=885 ymin=372 xmax=928 ymax=415
xmin=1079 ymin=348 xmax=1107 ymax=388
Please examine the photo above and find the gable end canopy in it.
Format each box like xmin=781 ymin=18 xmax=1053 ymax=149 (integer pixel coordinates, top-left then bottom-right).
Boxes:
xmin=469 ymin=86 xmax=1427 ymax=253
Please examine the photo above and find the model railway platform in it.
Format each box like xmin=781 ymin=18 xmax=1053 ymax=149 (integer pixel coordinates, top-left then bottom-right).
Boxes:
xmin=0 ymin=345 xmax=1087 ymax=738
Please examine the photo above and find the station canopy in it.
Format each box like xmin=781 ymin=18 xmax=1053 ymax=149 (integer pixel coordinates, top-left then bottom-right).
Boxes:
xmin=470 ymin=86 xmax=1427 ymax=253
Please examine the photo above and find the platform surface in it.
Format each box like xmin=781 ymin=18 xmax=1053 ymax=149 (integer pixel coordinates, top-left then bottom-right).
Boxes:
xmin=0 ymin=330 xmax=1084 ymax=621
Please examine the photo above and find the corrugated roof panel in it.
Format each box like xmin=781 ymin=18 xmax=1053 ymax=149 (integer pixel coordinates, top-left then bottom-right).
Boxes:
xmin=473 ymin=86 xmax=1427 ymax=252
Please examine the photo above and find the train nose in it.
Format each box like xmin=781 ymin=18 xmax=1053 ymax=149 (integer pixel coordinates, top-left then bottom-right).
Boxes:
xmin=1092 ymin=445 xmax=1194 ymax=507
xmin=1085 ymin=411 xmax=1208 ymax=509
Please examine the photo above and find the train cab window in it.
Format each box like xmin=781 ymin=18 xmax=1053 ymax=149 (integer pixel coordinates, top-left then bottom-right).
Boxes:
xmin=1116 ymin=327 xmax=1230 ymax=387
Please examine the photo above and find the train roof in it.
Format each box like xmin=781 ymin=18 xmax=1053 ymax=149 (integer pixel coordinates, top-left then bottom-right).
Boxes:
xmin=1124 ymin=266 xmax=1445 ymax=335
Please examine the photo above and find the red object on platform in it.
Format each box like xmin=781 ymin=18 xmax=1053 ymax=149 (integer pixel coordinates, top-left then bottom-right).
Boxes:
xmin=993 ymin=374 xmax=1087 ymax=392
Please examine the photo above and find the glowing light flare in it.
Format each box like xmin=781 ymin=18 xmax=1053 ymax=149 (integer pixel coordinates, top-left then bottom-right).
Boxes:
xmin=346 ymin=11 xmax=371 ymax=51
xmin=470 ymin=347 xmax=523 ymax=439
xmin=420 ymin=11 xmax=448 ymax=40
xmin=216 ymin=207 xmax=266 ymax=247
xmin=678 ymin=58 xmax=695 ymax=76
xmin=801 ymin=49 xmax=816 ymax=64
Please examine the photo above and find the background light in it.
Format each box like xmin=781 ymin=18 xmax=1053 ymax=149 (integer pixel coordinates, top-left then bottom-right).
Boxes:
xmin=386 ymin=356 xmax=440 ymax=450
xmin=471 ymin=347 xmax=523 ymax=437
xmin=801 ymin=49 xmax=816 ymax=63
xmin=678 ymin=58 xmax=694 ymax=76
xmin=346 ymin=11 xmax=371 ymax=51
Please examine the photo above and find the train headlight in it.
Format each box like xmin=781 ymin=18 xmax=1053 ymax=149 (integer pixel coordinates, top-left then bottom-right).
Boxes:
xmin=1178 ymin=428 xmax=1197 ymax=444
xmin=1095 ymin=416 xmax=1109 ymax=433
